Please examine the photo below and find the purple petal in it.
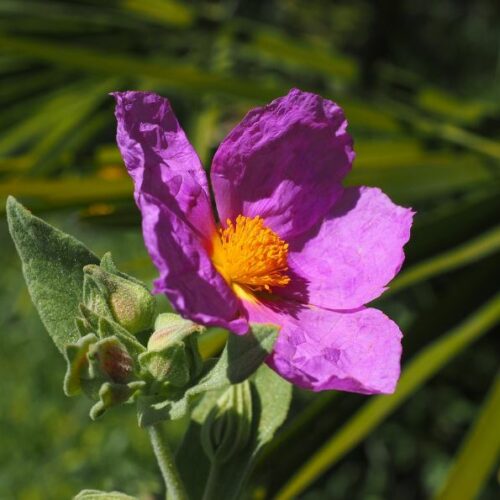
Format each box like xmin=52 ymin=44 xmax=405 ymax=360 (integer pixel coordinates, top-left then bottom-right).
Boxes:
xmin=211 ymin=88 xmax=354 ymax=238
xmin=141 ymin=193 xmax=248 ymax=333
xmin=113 ymin=91 xmax=214 ymax=241
xmin=279 ymin=186 xmax=414 ymax=309
xmin=113 ymin=91 xmax=247 ymax=333
xmin=246 ymin=300 xmax=403 ymax=394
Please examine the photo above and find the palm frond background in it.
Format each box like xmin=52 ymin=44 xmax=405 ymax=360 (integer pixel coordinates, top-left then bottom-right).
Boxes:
xmin=1 ymin=1 xmax=499 ymax=499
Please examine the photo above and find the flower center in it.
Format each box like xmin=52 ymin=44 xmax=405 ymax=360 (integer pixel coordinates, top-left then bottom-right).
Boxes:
xmin=211 ymin=215 xmax=291 ymax=295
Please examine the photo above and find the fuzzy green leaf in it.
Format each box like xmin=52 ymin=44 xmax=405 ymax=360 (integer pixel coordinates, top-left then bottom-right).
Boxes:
xmin=176 ymin=365 xmax=292 ymax=500
xmin=137 ymin=323 xmax=279 ymax=425
xmin=6 ymin=196 xmax=99 ymax=353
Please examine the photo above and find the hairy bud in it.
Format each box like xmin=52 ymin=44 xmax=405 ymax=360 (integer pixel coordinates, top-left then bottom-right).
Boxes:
xmin=83 ymin=264 xmax=156 ymax=335
xmin=139 ymin=313 xmax=204 ymax=387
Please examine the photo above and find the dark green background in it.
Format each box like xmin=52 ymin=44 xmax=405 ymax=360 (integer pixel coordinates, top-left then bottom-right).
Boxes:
xmin=0 ymin=1 xmax=499 ymax=499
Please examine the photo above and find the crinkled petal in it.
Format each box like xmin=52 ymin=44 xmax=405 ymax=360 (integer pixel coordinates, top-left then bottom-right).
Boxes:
xmin=211 ymin=88 xmax=354 ymax=238
xmin=113 ymin=91 xmax=215 ymax=241
xmin=113 ymin=91 xmax=247 ymax=333
xmin=141 ymin=193 xmax=248 ymax=333
xmin=245 ymin=300 xmax=402 ymax=394
xmin=279 ymin=186 xmax=414 ymax=309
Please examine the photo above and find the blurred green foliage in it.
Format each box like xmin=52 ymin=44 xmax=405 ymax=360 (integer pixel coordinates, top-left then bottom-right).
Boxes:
xmin=0 ymin=1 xmax=499 ymax=499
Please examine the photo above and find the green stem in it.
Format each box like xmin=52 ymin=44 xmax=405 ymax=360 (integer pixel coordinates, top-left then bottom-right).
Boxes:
xmin=148 ymin=424 xmax=188 ymax=500
xmin=202 ymin=464 xmax=220 ymax=500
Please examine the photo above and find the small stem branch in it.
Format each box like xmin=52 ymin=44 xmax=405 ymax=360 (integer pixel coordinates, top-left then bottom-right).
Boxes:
xmin=202 ymin=464 xmax=220 ymax=500
xmin=148 ymin=424 xmax=188 ymax=500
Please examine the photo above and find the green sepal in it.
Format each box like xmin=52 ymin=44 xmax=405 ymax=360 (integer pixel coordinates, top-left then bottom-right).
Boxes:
xmin=90 ymin=381 xmax=145 ymax=420
xmin=75 ymin=316 xmax=92 ymax=337
xmin=201 ymin=381 xmax=253 ymax=464
xmin=6 ymin=196 xmax=99 ymax=353
xmin=137 ymin=323 xmax=278 ymax=426
xmin=99 ymin=252 xmax=120 ymax=274
xmin=98 ymin=316 xmax=146 ymax=355
xmin=83 ymin=270 xmax=114 ymax=321
xmin=177 ymin=365 xmax=292 ymax=500
xmin=77 ymin=304 xmax=146 ymax=355
xmin=63 ymin=333 xmax=98 ymax=397
xmin=78 ymin=304 xmax=100 ymax=334
xmin=73 ymin=489 xmax=137 ymax=499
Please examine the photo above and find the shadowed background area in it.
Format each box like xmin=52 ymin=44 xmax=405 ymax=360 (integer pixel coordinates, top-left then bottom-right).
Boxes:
xmin=0 ymin=1 xmax=499 ymax=499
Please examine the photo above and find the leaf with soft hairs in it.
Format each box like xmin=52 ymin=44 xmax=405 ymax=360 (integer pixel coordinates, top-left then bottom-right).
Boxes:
xmin=6 ymin=196 xmax=99 ymax=353
xmin=176 ymin=364 xmax=292 ymax=499
xmin=137 ymin=323 xmax=279 ymax=425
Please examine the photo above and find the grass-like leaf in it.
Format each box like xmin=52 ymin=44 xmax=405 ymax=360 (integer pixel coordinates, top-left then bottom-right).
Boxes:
xmin=0 ymin=33 xmax=285 ymax=101
xmin=274 ymin=291 xmax=500 ymax=499
xmin=433 ymin=372 xmax=500 ymax=500
xmin=387 ymin=225 xmax=500 ymax=296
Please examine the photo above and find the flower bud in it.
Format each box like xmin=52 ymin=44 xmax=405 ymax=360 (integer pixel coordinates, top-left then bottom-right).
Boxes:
xmin=147 ymin=313 xmax=204 ymax=351
xmin=87 ymin=337 xmax=134 ymax=384
xmin=201 ymin=381 xmax=253 ymax=464
xmin=139 ymin=313 xmax=204 ymax=387
xmin=83 ymin=264 xmax=156 ymax=335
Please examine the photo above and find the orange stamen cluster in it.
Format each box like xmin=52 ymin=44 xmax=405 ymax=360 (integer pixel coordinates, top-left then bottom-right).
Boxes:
xmin=211 ymin=215 xmax=291 ymax=293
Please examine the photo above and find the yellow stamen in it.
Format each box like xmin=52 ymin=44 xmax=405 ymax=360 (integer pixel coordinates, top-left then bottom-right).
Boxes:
xmin=211 ymin=215 xmax=291 ymax=296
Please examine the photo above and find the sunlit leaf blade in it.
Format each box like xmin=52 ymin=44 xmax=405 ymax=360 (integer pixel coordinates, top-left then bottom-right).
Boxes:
xmin=383 ymin=99 xmax=500 ymax=160
xmin=274 ymin=292 xmax=500 ymax=499
xmin=346 ymin=153 xmax=494 ymax=203
xmin=27 ymin=79 xmax=118 ymax=172
xmin=188 ymin=103 xmax=221 ymax=166
xmin=0 ymin=83 xmax=83 ymax=155
xmin=0 ymin=34 xmax=285 ymax=101
xmin=238 ymin=23 xmax=358 ymax=83
xmin=416 ymin=87 xmax=497 ymax=126
xmin=434 ymin=372 xmax=500 ymax=500
xmin=123 ymin=0 xmax=195 ymax=27
xmin=73 ymin=490 xmax=137 ymax=500
xmin=0 ymin=176 xmax=133 ymax=214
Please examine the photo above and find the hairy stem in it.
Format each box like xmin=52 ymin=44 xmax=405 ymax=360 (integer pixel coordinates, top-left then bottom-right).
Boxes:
xmin=148 ymin=424 xmax=188 ymax=500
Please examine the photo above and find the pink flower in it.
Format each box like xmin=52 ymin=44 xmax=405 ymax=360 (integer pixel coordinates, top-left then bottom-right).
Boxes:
xmin=113 ymin=89 xmax=414 ymax=395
